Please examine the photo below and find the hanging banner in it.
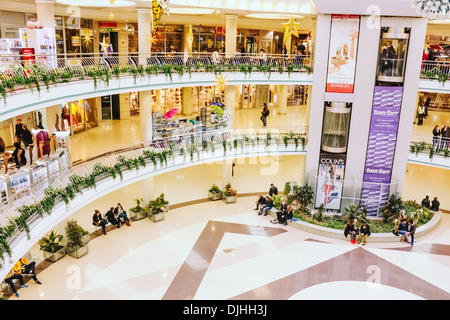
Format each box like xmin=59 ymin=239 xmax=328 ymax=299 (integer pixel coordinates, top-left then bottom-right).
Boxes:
xmin=326 ymin=14 xmax=360 ymax=94
xmin=360 ymin=86 xmax=403 ymax=216
xmin=315 ymin=153 xmax=346 ymax=211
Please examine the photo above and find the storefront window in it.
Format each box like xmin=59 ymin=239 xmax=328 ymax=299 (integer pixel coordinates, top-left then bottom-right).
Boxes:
xmin=130 ymin=92 xmax=139 ymax=116
xmin=81 ymin=29 xmax=94 ymax=53
xmin=65 ymin=28 xmax=80 ymax=54
xmin=64 ymin=98 xmax=98 ymax=135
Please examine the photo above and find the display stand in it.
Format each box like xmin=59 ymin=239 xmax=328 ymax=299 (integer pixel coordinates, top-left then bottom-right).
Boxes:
xmin=30 ymin=160 xmax=48 ymax=187
xmin=0 ymin=175 xmax=10 ymax=204
xmin=8 ymin=168 xmax=32 ymax=202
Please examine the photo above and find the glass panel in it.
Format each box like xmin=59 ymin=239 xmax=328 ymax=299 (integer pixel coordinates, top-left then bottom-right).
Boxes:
xmin=65 ymin=28 xmax=81 ymax=54
xmin=55 ymin=29 xmax=64 ymax=54
xmin=378 ymin=38 xmax=408 ymax=79
xmin=85 ymin=98 xmax=98 ymax=130
xmin=321 ymin=103 xmax=351 ymax=153
xmin=80 ymin=29 xmax=93 ymax=53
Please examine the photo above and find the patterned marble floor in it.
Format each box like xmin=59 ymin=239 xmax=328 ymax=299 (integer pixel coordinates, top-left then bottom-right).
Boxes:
xmin=8 ymin=196 xmax=450 ymax=300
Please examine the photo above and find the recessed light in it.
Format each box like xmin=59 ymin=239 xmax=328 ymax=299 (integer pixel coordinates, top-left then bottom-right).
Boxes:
xmin=169 ymin=7 xmax=221 ymax=15
xmin=55 ymin=0 xmax=135 ymax=7
xmin=245 ymin=14 xmax=304 ymax=20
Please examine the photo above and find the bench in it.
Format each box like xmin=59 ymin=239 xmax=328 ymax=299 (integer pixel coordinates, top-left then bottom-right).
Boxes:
xmin=93 ymin=220 xmax=114 ymax=235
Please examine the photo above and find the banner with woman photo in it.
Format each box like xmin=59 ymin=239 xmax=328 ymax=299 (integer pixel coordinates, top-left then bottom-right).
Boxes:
xmin=315 ymin=154 xmax=346 ymax=211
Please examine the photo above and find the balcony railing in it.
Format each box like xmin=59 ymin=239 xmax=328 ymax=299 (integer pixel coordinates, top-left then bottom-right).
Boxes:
xmin=0 ymin=52 xmax=313 ymax=103
xmin=420 ymin=60 xmax=450 ymax=83
xmin=0 ymin=126 xmax=308 ymax=271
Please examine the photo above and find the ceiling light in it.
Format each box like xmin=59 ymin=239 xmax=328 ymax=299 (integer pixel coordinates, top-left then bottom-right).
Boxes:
xmin=55 ymin=0 xmax=135 ymax=7
xmin=245 ymin=14 xmax=304 ymax=20
xmin=169 ymin=7 xmax=221 ymax=14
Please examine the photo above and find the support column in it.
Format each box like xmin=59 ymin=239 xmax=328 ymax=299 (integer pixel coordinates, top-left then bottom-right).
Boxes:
xmin=142 ymin=177 xmax=155 ymax=203
xmin=305 ymin=85 xmax=312 ymax=127
xmin=278 ymin=85 xmax=288 ymax=115
xmin=224 ymin=85 xmax=236 ymax=128
xmin=137 ymin=8 xmax=152 ymax=65
xmin=35 ymin=0 xmax=55 ymax=29
xmin=183 ymin=24 xmax=193 ymax=53
xmin=182 ymin=87 xmax=192 ymax=116
xmin=140 ymin=90 xmax=152 ymax=142
xmin=225 ymin=15 xmax=238 ymax=57
xmin=222 ymin=161 xmax=233 ymax=190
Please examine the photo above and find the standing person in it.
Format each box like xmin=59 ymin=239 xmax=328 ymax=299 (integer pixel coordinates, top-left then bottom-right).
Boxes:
xmin=281 ymin=44 xmax=288 ymax=56
xmin=433 ymin=125 xmax=441 ymax=152
xmin=344 ymin=220 xmax=357 ymax=244
xmin=417 ymin=104 xmax=425 ymax=125
xmin=12 ymin=142 xmax=26 ymax=169
xmin=439 ymin=123 xmax=449 ymax=151
xmin=357 ymin=222 xmax=371 ymax=245
xmin=431 ymin=197 xmax=440 ymax=211
xmin=260 ymin=103 xmax=270 ymax=127
xmin=92 ymin=210 xmax=108 ymax=235
xmin=269 ymin=183 xmax=278 ymax=196
xmin=15 ymin=118 xmax=24 ymax=145
xmin=21 ymin=124 xmax=34 ymax=165
xmin=424 ymin=96 xmax=431 ymax=118
xmin=114 ymin=203 xmax=131 ymax=226
xmin=258 ymin=49 xmax=267 ymax=64
xmin=421 ymin=195 xmax=431 ymax=209
xmin=105 ymin=206 xmax=120 ymax=228
xmin=407 ymin=219 xmax=416 ymax=246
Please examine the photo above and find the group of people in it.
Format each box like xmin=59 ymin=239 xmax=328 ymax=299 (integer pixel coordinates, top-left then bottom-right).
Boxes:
xmin=4 ymin=256 xmax=41 ymax=298
xmin=432 ymin=123 xmax=449 ymax=152
xmin=421 ymin=195 xmax=440 ymax=211
xmin=254 ymin=183 xmax=293 ymax=226
xmin=92 ymin=203 xmax=131 ymax=235
xmin=395 ymin=218 xmax=416 ymax=246
xmin=344 ymin=220 xmax=371 ymax=245
xmin=0 ymin=118 xmax=35 ymax=174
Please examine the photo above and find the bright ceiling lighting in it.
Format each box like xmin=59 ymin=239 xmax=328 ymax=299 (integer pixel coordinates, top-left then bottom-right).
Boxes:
xmin=55 ymin=0 xmax=136 ymax=7
xmin=245 ymin=13 xmax=304 ymax=20
xmin=169 ymin=7 xmax=221 ymax=14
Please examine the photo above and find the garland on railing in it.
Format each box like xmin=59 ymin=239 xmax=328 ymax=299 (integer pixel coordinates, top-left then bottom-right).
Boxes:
xmin=0 ymin=131 xmax=308 ymax=270
xmin=410 ymin=140 xmax=449 ymax=159
xmin=421 ymin=68 xmax=449 ymax=85
xmin=0 ymin=57 xmax=313 ymax=105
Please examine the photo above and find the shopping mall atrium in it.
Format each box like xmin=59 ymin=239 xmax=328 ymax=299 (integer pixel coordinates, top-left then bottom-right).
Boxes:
xmin=0 ymin=0 xmax=448 ymax=302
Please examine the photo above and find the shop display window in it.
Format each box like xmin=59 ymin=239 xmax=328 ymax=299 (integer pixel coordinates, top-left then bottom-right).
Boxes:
xmin=64 ymin=98 xmax=98 ymax=135
xmin=65 ymin=28 xmax=80 ymax=54
xmin=130 ymin=92 xmax=140 ymax=116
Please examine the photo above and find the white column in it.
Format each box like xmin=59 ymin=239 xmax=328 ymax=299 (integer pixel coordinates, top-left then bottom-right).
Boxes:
xmin=278 ymin=85 xmax=288 ymax=115
xmin=225 ymin=15 xmax=238 ymax=58
xmin=224 ymin=85 xmax=235 ymax=128
xmin=35 ymin=0 xmax=55 ymax=29
xmin=182 ymin=87 xmax=192 ymax=116
xmin=137 ymin=8 xmax=152 ymax=65
xmin=222 ymin=161 xmax=233 ymax=190
xmin=142 ymin=177 xmax=155 ymax=203
xmin=140 ymin=90 xmax=152 ymax=142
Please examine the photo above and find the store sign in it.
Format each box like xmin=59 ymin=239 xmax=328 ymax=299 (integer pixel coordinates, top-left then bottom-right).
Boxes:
xmin=315 ymin=153 xmax=346 ymax=211
xmin=326 ymin=14 xmax=360 ymax=94
xmin=360 ymin=86 xmax=403 ymax=216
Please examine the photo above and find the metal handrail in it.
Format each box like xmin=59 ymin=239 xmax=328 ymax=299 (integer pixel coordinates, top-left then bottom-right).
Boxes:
xmin=0 ymin=52 xmax=313 ymax=100
xmin=0 ymin=126 xmax=309 ymax=255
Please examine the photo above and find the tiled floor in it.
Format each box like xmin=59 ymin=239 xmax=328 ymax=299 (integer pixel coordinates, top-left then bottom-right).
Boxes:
xmin=7 ymin=196 xmax=450 ymax=300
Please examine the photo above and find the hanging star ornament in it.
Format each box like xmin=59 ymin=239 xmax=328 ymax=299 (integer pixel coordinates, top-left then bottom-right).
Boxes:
xmin=282 ymin=17 xmax=300 ymax=43
xmin=146 ymin=33 xmax=157 ymax=45
xmin=187 ymin=25 xmax=194 ymax=48
xmin=214 ymin=73 xmax=229 ymax=91
xmin=82 ymin=30 xmax=92 ymax=45
xmin=99 ymin=36 xmax=110 ymax=53
xmin=108 ymin=11 xmax=115 ymax=21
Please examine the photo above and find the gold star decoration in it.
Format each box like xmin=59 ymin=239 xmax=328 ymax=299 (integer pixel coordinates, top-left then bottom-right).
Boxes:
xmin=214 ymin=73 xmax=229 ymax=91
xmin=82 ymin=30 xmax=92 ymax=45
xmin=108 ymin=11 xmax=115 ymax=21
xmin=99 ymin=36 xmax=110 ymax=53
xmin=212 ymin=9 xmax=218 ymax=17
xmin=152 ymin=0 xmax=164 ymax=32
xmin=146 ymin=33 xmax=157 ymax=45
xmin=282 ymin=17 xmax=300 ymax=43
xmin=110 ymin=0 xmax=116 ymax=5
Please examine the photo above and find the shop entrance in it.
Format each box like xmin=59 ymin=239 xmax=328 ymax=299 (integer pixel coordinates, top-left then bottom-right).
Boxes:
xmin=240 ymin=85 xmax=256 ymax=109
xmin=246 ymin=37 xmax=258 ymax=54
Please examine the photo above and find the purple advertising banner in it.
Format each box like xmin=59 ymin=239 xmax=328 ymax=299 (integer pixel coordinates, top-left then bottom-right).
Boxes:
xmin=361 ymin=86 xmax=403 ymax=216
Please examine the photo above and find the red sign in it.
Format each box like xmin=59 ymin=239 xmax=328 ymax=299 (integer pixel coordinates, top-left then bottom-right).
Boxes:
xmin=21 ymin=48 xmax=35 ymax=63
xmin=99 ymin=21 xmax=117 ymax=28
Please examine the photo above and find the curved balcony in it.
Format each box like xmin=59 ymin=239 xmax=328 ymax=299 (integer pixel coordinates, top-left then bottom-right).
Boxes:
xmin=419 ymin=60 xmax=450 ymax=92
xmin=0 ymin=52 xmax=313 ymax=121
xmin=0 ymin=126 xmax=308 ymax=279
xmin=409 ymin=133 xmax=450 ymax=169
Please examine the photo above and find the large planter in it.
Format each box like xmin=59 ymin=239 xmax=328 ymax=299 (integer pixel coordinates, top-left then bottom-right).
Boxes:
xmin=130 ymin=209 xmax=148 ymax=221
xmin=66 ymin=244 xmax=89 ymax=259
xmin=81 ymin=234 xmax=90 ymax=243
xmin=149 ymin=206 xmax=168 ymax=222
xmin=208 ymin=191 xmax=222 ymax=201
xmin=223 ymin=195 xmax=237 ymax=204
xmin=42 ymin=247 xmax=66 ymax=262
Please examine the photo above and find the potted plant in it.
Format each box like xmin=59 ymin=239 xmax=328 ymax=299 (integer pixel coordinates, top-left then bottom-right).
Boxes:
xmin=223 ymin=183 xmax=237 ymax=204
xmin=208 ymin=184 xmax=222 ymax=201
xmin=146 ymin=193 xmax=169 ymax=222
xmin=130 ymin=198 xmax=148 ymax=221
xmin=65 ymin=219 xmax=89 ymax=259
xmin=38 ymin=231 xmax=66 ymax=262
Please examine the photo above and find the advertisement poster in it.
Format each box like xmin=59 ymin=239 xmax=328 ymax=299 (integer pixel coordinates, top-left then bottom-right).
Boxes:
xmin=361 ymin=86 xmax=403 ymax=216
xmin=326 ymin=14 xmax=360 ymax=94
xmin=10 ymin=170 xmax=31 ymax=195
xmin=315 ymin=153 xmax=346 ymax=210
